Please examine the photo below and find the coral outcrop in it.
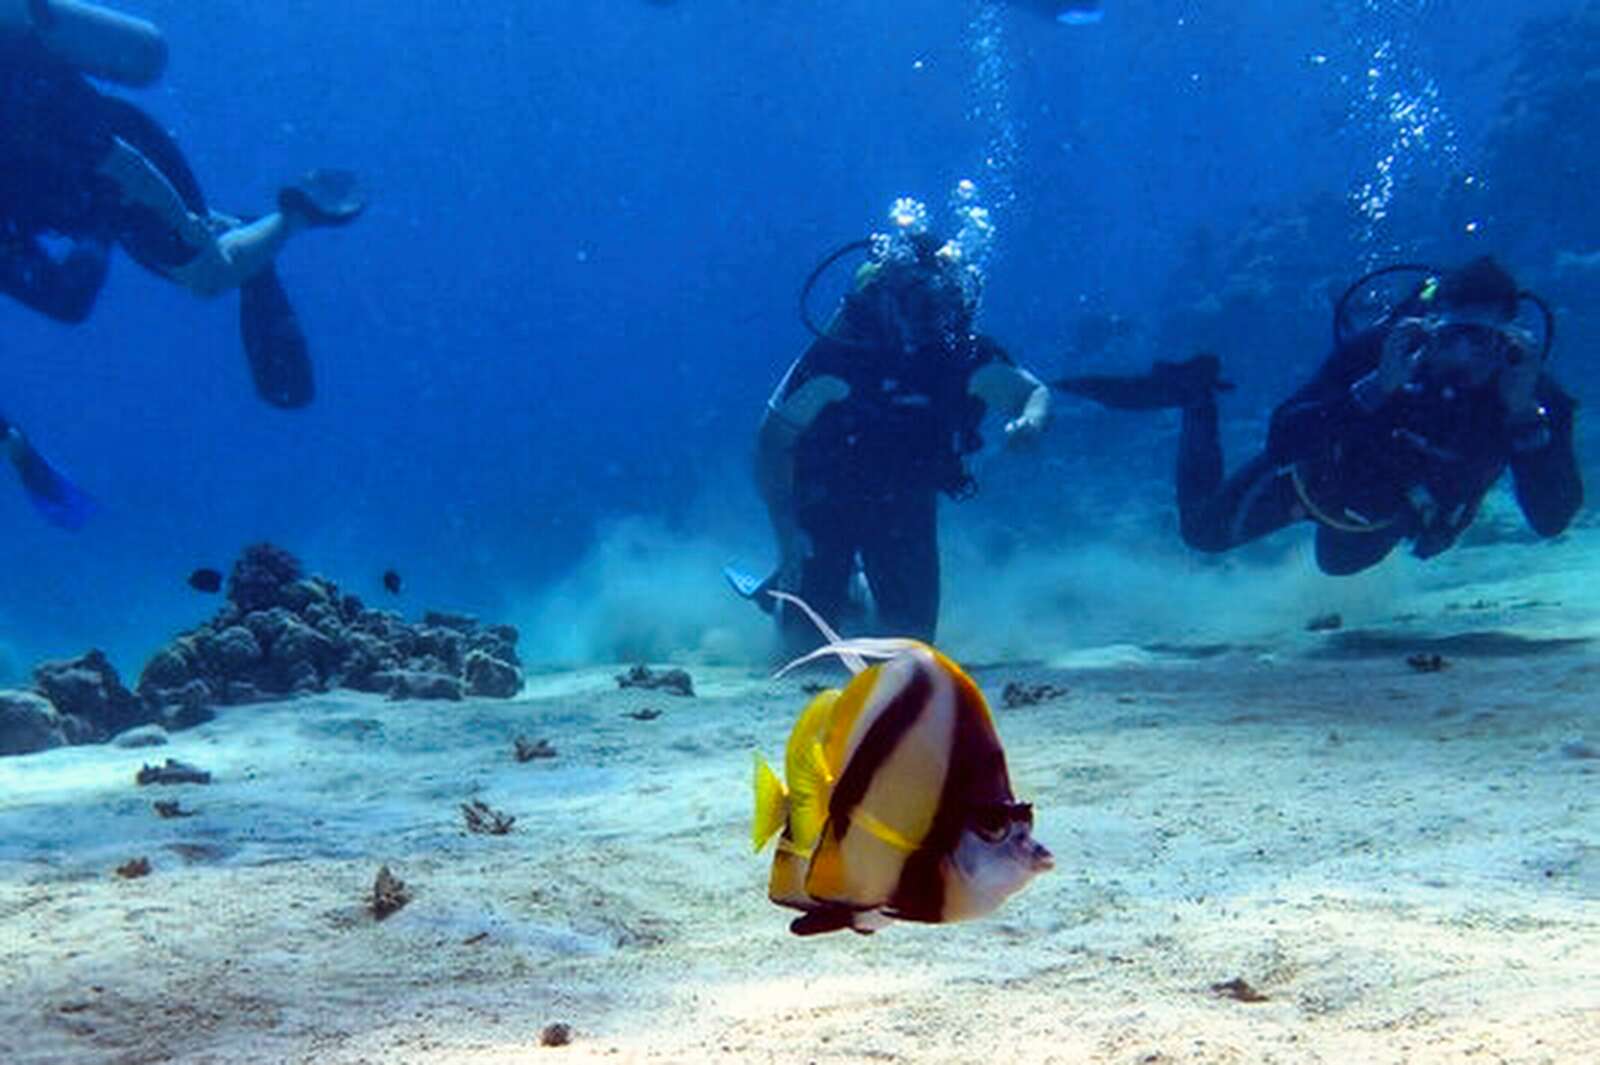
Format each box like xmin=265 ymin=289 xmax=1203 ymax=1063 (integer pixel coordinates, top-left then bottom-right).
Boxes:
xmin=0 ymin=543 xmax=525 ymax=757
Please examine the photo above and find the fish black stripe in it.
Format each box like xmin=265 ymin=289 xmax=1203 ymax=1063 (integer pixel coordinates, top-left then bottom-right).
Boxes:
xmin=827 ymin=664 xmax=934 ymax=841
xmin=891 ymin=679 xmax=1013 ymax=923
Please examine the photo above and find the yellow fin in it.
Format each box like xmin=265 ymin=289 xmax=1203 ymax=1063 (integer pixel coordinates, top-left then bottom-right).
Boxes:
xmin=751 ymin=754 xmax=789 ymax=853
xmin=784 ymin=688 xmax=840 ymax=850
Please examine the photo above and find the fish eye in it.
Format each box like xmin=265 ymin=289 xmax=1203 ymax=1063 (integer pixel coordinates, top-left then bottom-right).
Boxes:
xmin=970 ymin=807 xmax=1009 ymax=842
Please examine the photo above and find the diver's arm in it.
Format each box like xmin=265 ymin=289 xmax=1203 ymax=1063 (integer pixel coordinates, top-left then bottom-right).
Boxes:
xmin=1266 ymin=332 xmax=1386 ymax=462
xmin=1508 ymin=380 xmax=1583 ymax=538
xmin=755 ymin=372 xmax=849 ymax=577
xmin=969 ymin=362 xmax=1051 ymax=443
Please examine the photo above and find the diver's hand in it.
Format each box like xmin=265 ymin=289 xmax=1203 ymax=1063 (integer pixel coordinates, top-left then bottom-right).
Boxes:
xmin=1496 ymin=335 xmax=1542 ymax=422
xmin=1379 ymin=318 xmax=1431 ymax=392
xmin=1003 ymin=408 xmax=1050 ymax=447
xmin=1353 ymin=317 xmax=1429 ymax=413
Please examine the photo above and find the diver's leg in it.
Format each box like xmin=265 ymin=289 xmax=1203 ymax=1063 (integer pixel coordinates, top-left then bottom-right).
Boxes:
xmin=860 ymin=491 xmax=940 ymax=642
xmin=124 ymin=168 xmax=364 ymax=297
xmin=1175 ymin=396 xmax=1224 ymax=525
xmin=14 ymin=1 xmax=168 ymax=87
xmin=1176 ymin=401 xmax=1298 ymax=553
xmin=782 ymin=501 xmax=854 ymax=655
xmin=0 ymin=232 xmax=108 ymax=323
xmin=96 ymin=136 xmax=213 ymax=257
xmin=1055 ymin=353 xmax=1232 ymax=411
xmin=154 ymin=212 xmax=296 ymax=297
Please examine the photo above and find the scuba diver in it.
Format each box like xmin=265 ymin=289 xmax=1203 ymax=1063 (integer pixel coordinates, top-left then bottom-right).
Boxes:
xmin=746 ymin=196 xmax=1052 ymax=653
xmin=1055 ymin=256 xmax=1583 ymax=574
xmin=1 ymin=0 xmax=366 ymax=411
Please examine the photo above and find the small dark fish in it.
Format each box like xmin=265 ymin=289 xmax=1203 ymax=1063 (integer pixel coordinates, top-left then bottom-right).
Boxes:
xmin=382 ymin=569 xmax=402 ymax=595
xmin=187 ymin=568 xmax=223 ymax=594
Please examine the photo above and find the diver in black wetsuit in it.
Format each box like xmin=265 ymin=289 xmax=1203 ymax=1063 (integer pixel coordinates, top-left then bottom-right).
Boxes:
xmin=755 ymin=227 xmax=1052 ymax=650
xmin=1055 ymin=257 xmax=1583 ymax=574
xmin=0 ymin=2 xmax=365 ymax=409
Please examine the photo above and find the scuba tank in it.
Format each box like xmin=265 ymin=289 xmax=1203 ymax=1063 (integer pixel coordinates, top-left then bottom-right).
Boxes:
xmin=5 ymin=0 xmax=167 ymax=87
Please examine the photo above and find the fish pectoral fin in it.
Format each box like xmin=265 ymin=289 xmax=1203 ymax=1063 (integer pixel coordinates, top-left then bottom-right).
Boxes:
xmin=751 ymin=753 xmax=789 ymax=852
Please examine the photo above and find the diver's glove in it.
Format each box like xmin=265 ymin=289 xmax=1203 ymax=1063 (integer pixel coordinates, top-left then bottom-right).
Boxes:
xmin=1351 ymin=317 xmax=1429 ymax=413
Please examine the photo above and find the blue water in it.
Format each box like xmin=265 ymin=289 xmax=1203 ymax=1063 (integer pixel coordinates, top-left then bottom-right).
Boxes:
xmin=0 ymin=0 xmax=1591 ymax=680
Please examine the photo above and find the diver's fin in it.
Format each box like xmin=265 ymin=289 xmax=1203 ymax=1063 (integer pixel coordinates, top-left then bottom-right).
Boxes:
xmin=278 ymin=168 xmax=366 ymax=228
xmin=7 ymin=433 xmax=95 ymax=530
xmin=752 ymin=754 xmax=789 ymax=852
xmin=239 ymin=265 xmax=314 ymax=409
xmin=723 ymin=563 xmax=776 ymax=611
xmin=1054 ymin=353 xmax=1232 ymax=411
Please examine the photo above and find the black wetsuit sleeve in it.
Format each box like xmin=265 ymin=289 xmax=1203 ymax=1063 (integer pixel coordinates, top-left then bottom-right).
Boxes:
xmin=971 ymin=334 xmax=1016 ymax=367
xmin=0 ymin=33 xmax=115 ymax=168
xmin=1265 ymin=331 xmax=1384 ymax=464
xmin=1508 ymin=379 xmax=1583 ymax=538
xmin=0 ymin=229 xmax=109 ymax=323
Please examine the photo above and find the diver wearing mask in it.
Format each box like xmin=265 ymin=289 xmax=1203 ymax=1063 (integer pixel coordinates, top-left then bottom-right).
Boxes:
xmin=754 ymin=222 xmax=1052 ymax=652
xmin=1055 ymin=256 xmax=1582 ymax=574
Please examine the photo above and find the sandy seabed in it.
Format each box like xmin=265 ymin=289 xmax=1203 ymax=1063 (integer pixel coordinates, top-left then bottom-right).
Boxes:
xmin=1 ymin=533 xmax=1597 ymax=1064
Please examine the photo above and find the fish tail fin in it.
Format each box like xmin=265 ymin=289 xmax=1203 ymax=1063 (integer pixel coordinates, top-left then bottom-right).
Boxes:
xmin=752 ymin=753 xmax=789 ymax=852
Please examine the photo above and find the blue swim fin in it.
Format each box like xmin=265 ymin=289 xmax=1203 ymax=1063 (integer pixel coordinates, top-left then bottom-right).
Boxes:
xmin=724 ymin=563 xmax=778 ymax=613
xmin=7 ymin=431 xmax=96 ymax=530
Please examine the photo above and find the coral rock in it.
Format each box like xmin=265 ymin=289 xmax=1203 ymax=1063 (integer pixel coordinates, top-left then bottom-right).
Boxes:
xmin=226 ymin=542 xmax=304 ymax=612
xmin=0 ymin=689 xmax=90 ymax=755
xmin=464 ymin=650 xmax=522 ymax=699
xmin=373 ymin=670 xmax=464 ymax=701
xmin=33 ymin=649 xmax=146 ymax=736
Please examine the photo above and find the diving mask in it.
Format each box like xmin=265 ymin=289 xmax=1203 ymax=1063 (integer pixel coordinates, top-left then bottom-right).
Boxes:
xmin=1403 ymin=315 xmax=1536 ymax=391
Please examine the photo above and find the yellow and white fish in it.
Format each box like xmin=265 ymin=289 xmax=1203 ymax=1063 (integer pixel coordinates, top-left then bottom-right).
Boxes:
xmin=752 ymin=593 xmax=1053 ymax=936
